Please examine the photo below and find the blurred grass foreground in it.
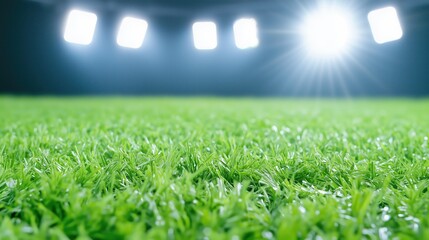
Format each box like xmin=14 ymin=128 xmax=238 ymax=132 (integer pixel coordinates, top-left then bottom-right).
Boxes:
xmin=0 ymin=97 xmax=429 ymax=239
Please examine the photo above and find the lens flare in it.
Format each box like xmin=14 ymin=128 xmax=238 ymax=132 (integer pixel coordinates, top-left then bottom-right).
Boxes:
xmin=300 ymin=7 xmax=355 ymax=57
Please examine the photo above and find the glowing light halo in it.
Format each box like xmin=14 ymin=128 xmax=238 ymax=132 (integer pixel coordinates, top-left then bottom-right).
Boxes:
xmin=368 ymin=6 xmax=403 ymax=44
xmin=256 ymin=1 xmax=381 ymax=98
xmin=64 ymin=9 xmax=98 ymax=45
xmin=192 ymin=21 xmax=218 ymax=50
xmin=233 ymin=18 xmax=259 ymax=49
xmin=116 ymin=17 xmax=148 ymax=49
xmin=299 ymin=6 xmax=356 ymax=58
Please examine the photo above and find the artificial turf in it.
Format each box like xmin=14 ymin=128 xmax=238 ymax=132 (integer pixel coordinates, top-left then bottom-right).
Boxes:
xmin=0 ymin=97 xmax=428 ymax=239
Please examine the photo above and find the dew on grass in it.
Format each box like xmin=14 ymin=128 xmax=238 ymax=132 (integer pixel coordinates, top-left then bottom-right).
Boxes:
xmin=271 ymin=125 xmax=278 ymax=132
xmin=237 ymin=182 xmax=243 ymax=194
xmin=203 ymin=227 xmax=211 ymax=236
xmin=378 ymin=227 xmax=390 ymax=240
xmin=363 ymin=228 xmax=376 ymax=235
xmin=334 ymin=190 xmax=344 ymax=197
xmin=280 ymin=127 xmax=291 ymax=135
xmin=6 ymin=179 xmax=17 ymax=188
xmin=405 ymin=216 xmax=420 ymax=223
xmin=411 ymin=223 xmax=419 ymax=232
xmin=21 ymin=226 xmax=33 ymax=234
xmin=155 ymin=216 xmax=165 ymax=226
xmin=190 ymin=185 xmax=196 ymax=195
xmin=317 ymin=189 xmax=331 ymax=195
xmin=168 ymin=228 xmax=175 ymax=238
xmin=381 ymin=206 xmax=391 ymax=222
xmin=262 ymin=231 xmax=273 ymax=239
xmin=2 ymin=99 xmax=429 ymax=238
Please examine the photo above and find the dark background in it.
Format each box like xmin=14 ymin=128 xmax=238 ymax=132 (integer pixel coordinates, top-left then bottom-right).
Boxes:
xmin=1 ymin=0 xmax=428 ymax=96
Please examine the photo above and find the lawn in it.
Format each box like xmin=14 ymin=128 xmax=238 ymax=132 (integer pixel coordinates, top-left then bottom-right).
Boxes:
xmin=0 ymin=97 xmax=428 ymax=239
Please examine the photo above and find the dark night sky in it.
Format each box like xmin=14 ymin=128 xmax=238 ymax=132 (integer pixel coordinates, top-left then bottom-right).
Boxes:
xmin=1 ymin=0 xmax=429 ymax=96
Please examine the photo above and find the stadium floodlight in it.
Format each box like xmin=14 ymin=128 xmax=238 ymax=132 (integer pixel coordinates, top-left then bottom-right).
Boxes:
xmin=117 ymin=17 xmax=148 ymax=49
xmin=368 ymin=7 xmax=403 ymax=44
xmin=233 ymin=18 xmax=259 ymax=49
xmin=300 ymin=7 xmax=355 ymax=57
xmin=192 ymin=21 xmax=218 ymax=50
xmin=64 ymin=10 xmax=98 ymax=45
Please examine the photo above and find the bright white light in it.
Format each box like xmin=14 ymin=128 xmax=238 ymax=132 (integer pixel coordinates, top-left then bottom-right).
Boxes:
xmin=234 ymin=18 xmax=259 ymax=49
xmin=368 ymin=7 xmax=403 ymax=44
xmin=192 ymin=22 xmax=217 ymax=50
xmin=117 ymin=17 xmax=148 ymax=49
xmin=301 ymin=7 xmax=355 ymax=57
xmin=64 ymin=10 xmax=97 ymax=45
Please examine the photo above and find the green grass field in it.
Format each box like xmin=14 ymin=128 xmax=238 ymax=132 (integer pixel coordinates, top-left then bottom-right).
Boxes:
xmin=0 ymin=97 xmax=428 ymax=239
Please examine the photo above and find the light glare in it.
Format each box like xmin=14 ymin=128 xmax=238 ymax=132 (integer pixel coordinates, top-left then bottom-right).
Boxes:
xmin=117 ymin=17 xmax=148 ymax=49
xmin=368 ymin=7 xmax=403 ymax=44
xmin=234 ymin=18 xmax=259 ymax=49
xmin=64 ymin=10 xmax=97 ymax=45
xmin=192 ymin=22 xmax=217 ymax=50
xmin=301 ymin=7 xmax=355 ymax=57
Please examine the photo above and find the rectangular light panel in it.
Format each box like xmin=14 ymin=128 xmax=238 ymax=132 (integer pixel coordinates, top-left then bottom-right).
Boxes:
xmin=367 ymin=7 xmax=403 ymax=44
xmin=117 ymin=17 xmax=148 ymax=49
xmin=234 ymin=18 xmax=259 ymax=49
xmin=64 ymin=10 xmax=98 ymax=45
xmin=192 ymin=22 xmax=217 ymax=50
